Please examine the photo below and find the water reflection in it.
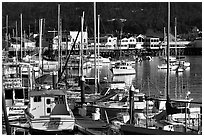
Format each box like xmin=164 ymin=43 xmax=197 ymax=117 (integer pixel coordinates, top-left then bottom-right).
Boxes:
xmin=78 ymin=56 xmax=201 ymax=103
xmin=112 ymin=74 xmax=136 ymax=87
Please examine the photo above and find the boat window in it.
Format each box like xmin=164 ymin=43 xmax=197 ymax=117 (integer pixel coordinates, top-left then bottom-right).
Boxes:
xmin=24 ymin=89 xmax=29 ymax=99
xmin=46 ymin=99 xmax=51 ymax=104
xmin=5 ymin=89 xmax=13 ymax=99
xmin=34 ymin=96 xmax=41 ymax=102
xmin=14 ymin=89 xmax=24 ymax=99
xmin=59 ymin=96 xmax=64 ymax=101
xmin=54 ymin=96 xmax=59 ymax=102
xmin=171 ymin=102 xmax=186 ymax=108
xmin=47 ymin=108 xmax=51 ymax=113
xmin=134 ymin=96 xmax=143 ymax=102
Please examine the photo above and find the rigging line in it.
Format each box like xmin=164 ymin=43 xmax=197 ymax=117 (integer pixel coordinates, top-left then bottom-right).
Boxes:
xmin=57 ymin=29 xmax=80 ymax=84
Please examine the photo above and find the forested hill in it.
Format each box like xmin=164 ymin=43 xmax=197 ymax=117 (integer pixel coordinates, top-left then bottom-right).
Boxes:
xmin=2 ymin=2 xmax=202 ymax=36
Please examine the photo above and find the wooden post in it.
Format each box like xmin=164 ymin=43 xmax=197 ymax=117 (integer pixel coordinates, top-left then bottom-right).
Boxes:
xmin=129 ymin=85 xmax=135 ymax=124
xmin=185 ymin=102 xmax=187 ymax=132
xmin=2 ymin=87 xmax=11 ymax=135
xmin=80 ymin=76 xmax=85 ymax=106
xmin=146 ymin=97 xmax=148 ymax=128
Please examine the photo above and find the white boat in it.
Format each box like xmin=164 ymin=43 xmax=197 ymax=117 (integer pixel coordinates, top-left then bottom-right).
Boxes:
xmin=157 ymin=63 xmax=178 ymax=70
xmin=83 ymin=61 xmax=92 ymax=69
xmin=25 ymin=89 xmax=75 ymax=133
xmin=111 ymin=61 xmax=136 ymax=75
xmin=87 ymin=54 xmax=110 ymax=66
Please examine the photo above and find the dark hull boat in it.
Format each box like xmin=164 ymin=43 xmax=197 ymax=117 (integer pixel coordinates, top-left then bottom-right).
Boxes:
xmin=120 ymin=124 xmax=196 ymax=135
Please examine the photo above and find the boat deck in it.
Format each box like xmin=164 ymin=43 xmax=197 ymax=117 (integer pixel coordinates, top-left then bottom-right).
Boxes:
xmin=74 ymin=108 xmax=109 ymax=135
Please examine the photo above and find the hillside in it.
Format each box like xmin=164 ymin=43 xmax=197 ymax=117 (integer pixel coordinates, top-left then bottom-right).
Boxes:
xmin=2 ymin=2 xmax=202 ymax=37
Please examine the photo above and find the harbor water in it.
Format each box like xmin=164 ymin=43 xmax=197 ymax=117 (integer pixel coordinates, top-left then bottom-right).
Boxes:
xmin=83 ymin=56 xmax=202 ymax=106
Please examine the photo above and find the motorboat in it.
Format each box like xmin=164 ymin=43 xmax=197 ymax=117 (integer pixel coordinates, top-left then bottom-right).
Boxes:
xmin=111 ymin=61 xmax=136 ymax=75
xmin=25 ymin=89 xmax=75 ymax=133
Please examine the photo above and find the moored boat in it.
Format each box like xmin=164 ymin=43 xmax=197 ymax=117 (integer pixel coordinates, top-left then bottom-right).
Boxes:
xmin=25 ymin=89 xmax=75 ymax=133
xmin=111 ymin=61 xmax=136 ymax=75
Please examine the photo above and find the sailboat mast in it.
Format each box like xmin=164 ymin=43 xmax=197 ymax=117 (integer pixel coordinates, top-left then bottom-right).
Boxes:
xmin=24 ymin=30 xmax=26 ymax=56
xmin=39 ymin=19 xmax=43 ymax=75
xmin=58 ymin=4 xmax=61 ymax=76
xmin=16 ymin=21 xmax=18 ymax=62
xmin=94 ymin=2 xmax=97 ymax=94
xmin=80 ymin=11 xmax=85 ymax=77
xmin=163 ymin=27 xmax=166 ymax=56
xmin=166 ymin=2 xmax=170 ymax=99
xmin=20 ymin=13 xmax=23 ymax=60
xmin=97 ymin=15 xmax=100 ymax=84
xmin=6 ymin=15 xmax=8 ymax=49
xmin=175 ymin=17 xmax=177 ymax=56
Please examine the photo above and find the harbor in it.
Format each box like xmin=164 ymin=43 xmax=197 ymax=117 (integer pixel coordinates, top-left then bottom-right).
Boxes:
xmin=2 ymin=2 xmax=202 ymax=135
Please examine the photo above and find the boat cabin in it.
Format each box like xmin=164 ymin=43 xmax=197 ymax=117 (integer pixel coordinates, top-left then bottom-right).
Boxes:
xmin=28 ymin=90 xmax=72 ymax=118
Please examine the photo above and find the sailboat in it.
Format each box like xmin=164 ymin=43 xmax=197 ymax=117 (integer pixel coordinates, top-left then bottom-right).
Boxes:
xmin=120 ymin=3 xmax=196 ymax=135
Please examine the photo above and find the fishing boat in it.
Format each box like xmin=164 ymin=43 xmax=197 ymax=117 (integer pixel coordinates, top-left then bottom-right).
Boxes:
xmin=25 ymin=89 xmax=75 ymax=133
xmin=110 ymin=61 xmax=136 ymax=75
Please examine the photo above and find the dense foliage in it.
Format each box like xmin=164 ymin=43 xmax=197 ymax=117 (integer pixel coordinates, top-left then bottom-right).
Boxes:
xmin=2 ymin=2 xmax=202 ymax=37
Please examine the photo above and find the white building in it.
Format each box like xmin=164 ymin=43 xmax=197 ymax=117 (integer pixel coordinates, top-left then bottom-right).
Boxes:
xmin=105 ymin=36 xmax=117 ymax=49
xmin=135 ymin=34 xmax=145 ymax=49
xmin=144 ymin=36 xmax=161 ymax=49
xmin=69 ymin=31 xmax=88 ymax=50
xmin=52 ymin=31 xmax=88 ymax=50
xmin=128 ymin=36 xmax=136 ymax=49
xmin=10 ymin=37 xmax=36 ymax=50
xmin=119 ymin=37 xmax=129 ymax=49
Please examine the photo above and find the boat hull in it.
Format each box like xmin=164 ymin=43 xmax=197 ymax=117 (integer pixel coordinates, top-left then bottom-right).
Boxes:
xmin=120 ymin=124 xmax=196 ymax=135
xmin=87 ymin=105 xmax=144 ymax=120
xmin=29 ymin=116 xmax=75 ymax=132
xmin=112 ymin=68 xmax=136 ymax=75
